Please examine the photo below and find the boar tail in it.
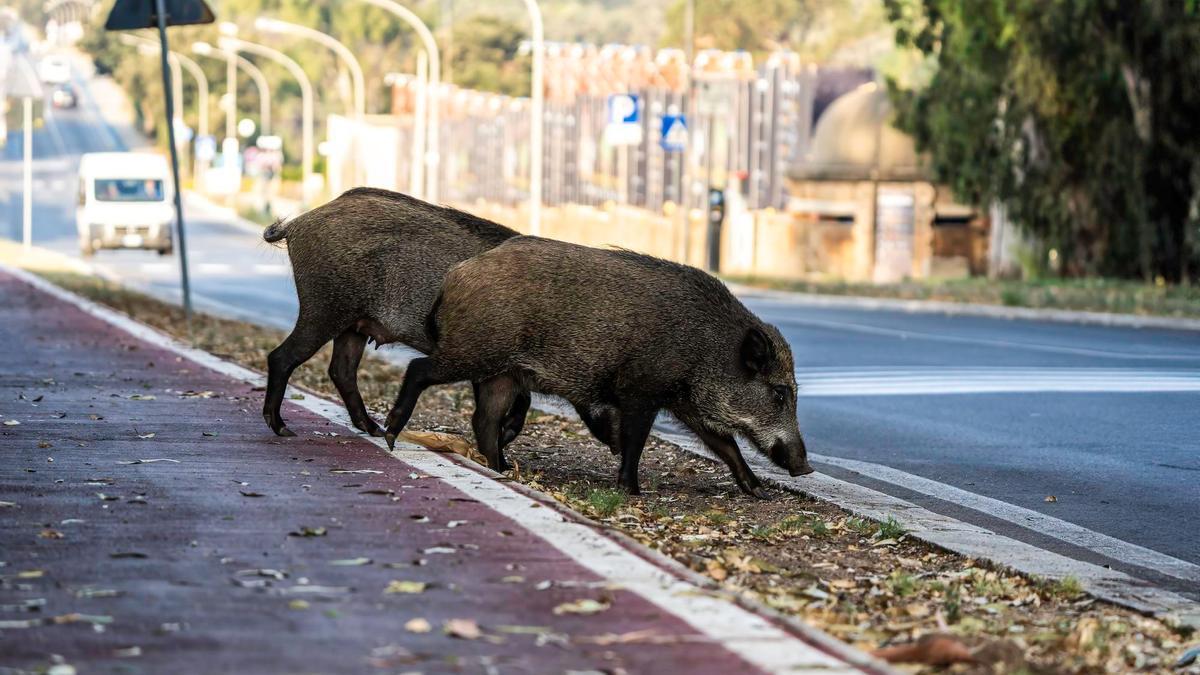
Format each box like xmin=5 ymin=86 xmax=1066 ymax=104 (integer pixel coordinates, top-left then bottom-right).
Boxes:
xmin=262 ymin=218 xmax=290 ymax=244
xmin=425 ymin=293 xmax=443 ymax=344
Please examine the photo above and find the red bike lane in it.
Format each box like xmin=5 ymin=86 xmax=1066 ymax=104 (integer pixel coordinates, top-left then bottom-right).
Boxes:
xmin=0 ymin=268 xmax=873 ymax=674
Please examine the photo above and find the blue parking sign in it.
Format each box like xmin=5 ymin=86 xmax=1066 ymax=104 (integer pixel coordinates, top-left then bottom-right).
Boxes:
xmin=607 ymin=94 xmax=640 ymax=125
xmin=660 ymin=115 xmax=687 ymax=152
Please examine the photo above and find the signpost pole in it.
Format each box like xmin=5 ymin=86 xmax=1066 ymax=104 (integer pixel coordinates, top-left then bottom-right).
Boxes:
xmin=22 ymin=96 xmax=32 ymax=251
xmin=154 ymin=0 xmax=193 ymax=328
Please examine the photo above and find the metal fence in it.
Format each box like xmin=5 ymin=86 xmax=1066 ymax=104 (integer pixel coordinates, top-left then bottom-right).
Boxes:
xmin=428 ymin=49 xmax=818 ymax=215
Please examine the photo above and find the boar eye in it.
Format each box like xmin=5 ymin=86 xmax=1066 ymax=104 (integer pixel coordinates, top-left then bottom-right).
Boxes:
xmin=772 ymin=385 xmax=791 ymax=406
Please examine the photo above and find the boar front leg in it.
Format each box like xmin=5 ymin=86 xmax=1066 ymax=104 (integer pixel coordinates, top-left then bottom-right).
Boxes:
xmin=328 ymin=330 xmax=383 ymax=437
xmin=472 ymin=374 xmax=520 ymax=472
xmin=384 ymin=357 xmax=452 ymax=450
xmin=576 ymin=404 xmax=619 ymax=454
xmin=688 ymin=425 xmax=768 ymax=499
xmin=615 ymin=407 xmax=655 ymax=495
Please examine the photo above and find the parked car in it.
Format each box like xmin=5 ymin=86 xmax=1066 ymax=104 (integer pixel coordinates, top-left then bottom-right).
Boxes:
xmin=50 ymin=84 xmax=76 ymax=109
xmin=38 ymin=53 xmax=70 ymax=85
xmin=76 ymin=153 xmax=174 ymax=256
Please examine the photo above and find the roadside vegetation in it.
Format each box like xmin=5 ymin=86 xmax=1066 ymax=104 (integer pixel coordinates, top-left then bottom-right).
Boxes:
xmin=25 ymin=268 xmax=1197 ymax=673
xmin=728 ymin=274 xmax=1200 ymax=320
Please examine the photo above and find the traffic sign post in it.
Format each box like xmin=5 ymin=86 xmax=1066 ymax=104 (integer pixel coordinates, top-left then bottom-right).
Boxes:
xmin=660 ymin=114 xmax=687 ymax=153
xmin=5 ymin=54 xmax=43 ymax=252
xmin=604 ymin=93 xmax=643 ymax=147
xmin=105 ymin=0 xmax=215 ymax=332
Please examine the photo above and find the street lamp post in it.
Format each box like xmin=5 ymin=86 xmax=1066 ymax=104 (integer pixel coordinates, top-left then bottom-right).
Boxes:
xmin=255 ymin=17 xmax=365 ymax=188
xmin=220 ymin=36 xmax=316 ymax=206
xmin=193 ymin=42 xmax=270 ymax=136
xmin=520 ymin=0 xmax=545 ymax=235
xmin=358 ymin=0 xmax=439 ymax=201
xmin=173 ymin=52 xmax=209 ymax=139
xmin=121 ymin=35 xmax=182 ymax=131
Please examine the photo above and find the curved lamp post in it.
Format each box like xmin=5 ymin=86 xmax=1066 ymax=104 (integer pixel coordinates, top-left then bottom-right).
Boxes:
xmin=358 ymin=0 xmax=439 ymax=201
xmin=219 ymin=35 xmax=316 ymax=206
xmin=193 ymin=41 xmax=271 ymax=136
xmin=255 ymin=16 xmax=365 ymax=187
xmin=521 ymin=0 xmax=545 ymax=235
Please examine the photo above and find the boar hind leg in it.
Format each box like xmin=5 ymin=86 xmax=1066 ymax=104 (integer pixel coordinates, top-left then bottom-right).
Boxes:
xmin=472 ymin=375 xmax=520 ymax=472
xmin=615 ymin=408 xmax=655 ymax=495
xmin=328 ymin=330 xmax=383 ymax=437
xmin=498 ymin=389 xmax=531 ymax=451
xmin=689 ymin=426 xmax=768 ymax=499
xmin=264 ymin=321 xmax=344 ymax=437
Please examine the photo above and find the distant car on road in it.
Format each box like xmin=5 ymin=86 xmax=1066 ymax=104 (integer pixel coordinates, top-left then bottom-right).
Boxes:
xmin=38 ymin=53 xmax=70 ymax=85
xmin=50 ymin=83 xmax=76 ymax=109
xmin=76 ymin=153 xmax=174 ymax=257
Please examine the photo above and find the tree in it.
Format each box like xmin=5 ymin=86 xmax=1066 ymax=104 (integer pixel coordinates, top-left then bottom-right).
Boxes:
xmin=884 ymin=0 xmax=1200 ymax=281
xmin=449 ymin=15 xmax=530 ymax=97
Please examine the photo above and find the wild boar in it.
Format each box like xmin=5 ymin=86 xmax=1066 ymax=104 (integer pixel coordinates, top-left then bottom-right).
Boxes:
xmin=260 ymin=188 xmax=530 ymax=438
xmin=383 ymin=236 xmax=814 ymax=497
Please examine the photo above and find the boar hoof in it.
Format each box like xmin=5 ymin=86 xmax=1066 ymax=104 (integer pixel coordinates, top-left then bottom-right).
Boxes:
xmin=273 ymin=425 xmax=296 ymax=438
xmin=384 ymin=433 xmax=397 ymax=451
xmin=749 ymin=485 xmax=772 ymax=500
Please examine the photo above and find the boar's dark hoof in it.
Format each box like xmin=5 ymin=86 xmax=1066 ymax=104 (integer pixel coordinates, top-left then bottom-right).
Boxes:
xmin=384 ymin=433 xmax=397 ymax=451
xmin=367 ymin=425 xmax=387 ymax=438
xmin=749 ymin=485 xmax=772 ymax=500
xmin=274 ymin=425 xmax=296 ymax=438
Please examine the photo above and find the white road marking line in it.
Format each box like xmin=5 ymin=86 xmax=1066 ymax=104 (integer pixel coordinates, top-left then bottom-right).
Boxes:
xmin=795 ymin=367 xmax=1200 ymax=396
xmin=766 ymin=315 xmax=1200 ymax=361
xmin=138 ymin=263 xmax=174 ymax=274
xmin=4 ymin=263 xmax=879 ymax=675
xmin=195 ymin=262 xmax=233 ymax=274
xmin=251 ymin=263 xmax=290 ymax=275
xmin=813 ymin=454 xmax=1200 ymax=586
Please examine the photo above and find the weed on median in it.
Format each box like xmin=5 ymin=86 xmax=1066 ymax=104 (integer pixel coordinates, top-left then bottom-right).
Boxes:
xmin=33 ymin=269 xmax=1197 ymax=674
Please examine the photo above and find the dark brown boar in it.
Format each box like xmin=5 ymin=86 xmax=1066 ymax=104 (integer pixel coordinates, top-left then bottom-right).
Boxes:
xmin=261 ymin=188 xmax=524 ymax=438
xmin=383 ymin=236 xmax=814 ymax=497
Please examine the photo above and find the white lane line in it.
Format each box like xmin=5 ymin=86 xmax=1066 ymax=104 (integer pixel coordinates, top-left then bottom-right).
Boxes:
xmin=251 ymin=263 xmax=290 ymax=275
xmin=812 ymin=454 xmax=1200 ymax=586
xmin=766 ymin=315 xmax=1200 ymax=361
xmin=795 ymin=367 xmax=1200 ymax=396
xmin=195 ymin=262 xmax=233 ymax=274
xmin=4 ymin=263 xmax=878 ymax=675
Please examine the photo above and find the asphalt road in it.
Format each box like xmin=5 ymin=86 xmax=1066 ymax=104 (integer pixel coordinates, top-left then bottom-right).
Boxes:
xmin=3 ymin=59 xmax=1198 ymax=601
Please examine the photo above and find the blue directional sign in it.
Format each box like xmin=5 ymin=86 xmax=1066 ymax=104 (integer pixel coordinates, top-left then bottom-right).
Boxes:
xmin=660 ymin=114 xmax=687 ymax=152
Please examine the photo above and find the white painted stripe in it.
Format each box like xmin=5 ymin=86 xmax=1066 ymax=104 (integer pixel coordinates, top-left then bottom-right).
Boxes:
xmin=766 ymin=315 xmax=1200 ymax=361
xmin=196 ymin=262 xmax=233 ymax=274
xmin=2 ymin=263 xmax=876 ymax=675
xmin=251 ymin=263 xmax=290 ymax=276
xmin=812 ymin=454 xmax=1200 ymax=586
xmin=731 ymin=282 xmax=1200 ymax=333
xmin=137 ymin=262 xmax=173 ymax=274
xmin=795 ymin=368 xmax=1200 ymax=396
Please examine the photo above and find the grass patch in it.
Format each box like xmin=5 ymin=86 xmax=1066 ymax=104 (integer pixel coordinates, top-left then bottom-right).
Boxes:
xmin=887 ymin=571 xmax=919 ymax=597
xmin=876 ymin=516 xmax=907 ymax=540
xmin=1049 ymin=575 xmax=1085 ymax=598
xmin=585 ymin=488 xmax=626 ymax=517
xmin=727 ymin=274 xmax=1200 ymax=319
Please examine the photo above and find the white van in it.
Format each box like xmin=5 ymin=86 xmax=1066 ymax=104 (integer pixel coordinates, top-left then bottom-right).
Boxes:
xmin=77 ymin=153 xmax=174 ymax=256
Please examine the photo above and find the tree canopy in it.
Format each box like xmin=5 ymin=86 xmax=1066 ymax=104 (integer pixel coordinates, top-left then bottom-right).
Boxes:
xmin=884 ymin=0 xmax=1200 ymax=281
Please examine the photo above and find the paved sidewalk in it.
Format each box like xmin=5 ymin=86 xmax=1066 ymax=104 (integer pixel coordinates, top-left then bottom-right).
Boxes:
xmin=0 ymin=268 xmax=879 ymax=674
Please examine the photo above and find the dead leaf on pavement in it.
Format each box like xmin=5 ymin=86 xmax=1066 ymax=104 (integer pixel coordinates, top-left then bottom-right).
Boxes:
xmin=384 ymin=580 xmax=427 ymax=594
xmin=39 ymin=529 xmax=64 ymax=539
xmin=874 ymin=634 xmax=976 ymax=666
xmin=289 ymin=526 xmax=327 ymax=537
xmin=117 ymin=459 xmax=180 ymax=465
xmin=239 ymin=491 xmax=266 ymax=498
xmin=328 ymin=557 xmax=372 ymax=566
xmin=553 ymin=598 xmax=611 ymax=615
xmin=1044 ymin=495 xmax=1058 ymax=502
xmin=404 ymin=617 xmax=432 ymax=633
xmin=128 ymin=394 xmax=156 ymax=401
xmin=399 ymin=430 xmax=485 ymax=463
xmin=444 ymin=618 xmax=482 ymax=640
xmin=0 ymin=501 xmax=16 ymax=508
xmin=330 ymin=469 xmax=383 ymax=475
xmin=3 ymin=420 xmax=20 ymax=426
xmin=136 ymin=432 xmax=156 ymax=439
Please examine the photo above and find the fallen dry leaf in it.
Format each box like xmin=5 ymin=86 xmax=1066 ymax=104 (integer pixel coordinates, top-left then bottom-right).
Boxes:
xmin=553 ymin=598 xmax=611 ymax=615
xmin=329 ymin=557 xmax=372 ymax=566
xmin=39 ymin=529 xmax=65 ymax=539
xmin=874 ymin=634 xmax=975 ymax=666
xmin=399 ymin=430 xmax=485 ymax=463
xmin=3 ymin=420 xmax=20 ymax=426
xmin=1044 ymin=495 xmax=1058 ymax=503
xmin=289 ymin=526 xmax=327 ymax=537
xmin=136 ymin=432 xmax=156 ymax=439
xmin=404 ymin=617 xmax=432 ymax=633
xmin=384 ymin=580 xmax=427 ymax=594
xmin=444 ymin=618 xmax=482 ymax=640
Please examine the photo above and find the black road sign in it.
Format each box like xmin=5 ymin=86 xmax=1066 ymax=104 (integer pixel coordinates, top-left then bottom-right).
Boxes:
xmin=104 ymin=0 xmax=214 ymax=30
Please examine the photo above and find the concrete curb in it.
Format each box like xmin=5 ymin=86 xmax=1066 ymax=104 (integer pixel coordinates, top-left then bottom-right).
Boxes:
xmin=728 ymin=283 xmax=1200 ymax=332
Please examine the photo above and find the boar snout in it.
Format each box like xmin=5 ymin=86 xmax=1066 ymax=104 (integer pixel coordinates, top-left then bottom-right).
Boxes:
xmin=769 ymin=436 xmax=814 ymax=477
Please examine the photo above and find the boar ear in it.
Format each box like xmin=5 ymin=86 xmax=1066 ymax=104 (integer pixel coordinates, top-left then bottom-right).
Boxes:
xmin=740 ymin=327 xmax=775 ymax=375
